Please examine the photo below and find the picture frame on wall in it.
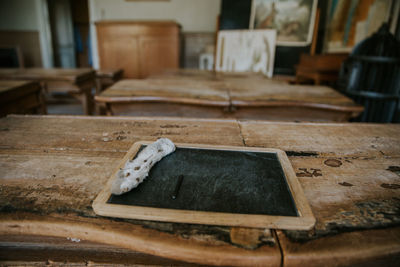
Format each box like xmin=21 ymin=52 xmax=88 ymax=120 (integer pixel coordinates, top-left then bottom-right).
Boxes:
xmin=249 ymin=0 xmax=318 ymax=46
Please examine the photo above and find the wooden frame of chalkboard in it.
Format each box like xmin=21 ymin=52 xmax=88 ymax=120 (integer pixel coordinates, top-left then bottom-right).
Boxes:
xmin=93 ymin=141 xmax=315 ymax=230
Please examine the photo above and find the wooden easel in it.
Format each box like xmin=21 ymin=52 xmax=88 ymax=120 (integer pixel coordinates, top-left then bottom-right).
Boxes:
xmin=295 ymin=8 xmax=349 ymax=85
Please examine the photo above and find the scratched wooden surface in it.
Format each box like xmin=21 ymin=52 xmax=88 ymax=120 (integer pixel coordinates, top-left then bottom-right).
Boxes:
xmin=227 ymin=79 xmax=360 ymax=109
xmin=0 ymin=115 xmax=399 ymax=266
xmin=0 ymin=69 xmax=96 ymax=115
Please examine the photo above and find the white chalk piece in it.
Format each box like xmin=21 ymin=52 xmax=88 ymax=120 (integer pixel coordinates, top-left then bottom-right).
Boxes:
xmin=111 ymin=138 xmax=175 ymax=195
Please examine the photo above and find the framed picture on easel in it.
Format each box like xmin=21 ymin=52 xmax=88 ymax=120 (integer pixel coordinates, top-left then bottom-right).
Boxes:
xmin=249 ymin=0 xmax=318 ymax=46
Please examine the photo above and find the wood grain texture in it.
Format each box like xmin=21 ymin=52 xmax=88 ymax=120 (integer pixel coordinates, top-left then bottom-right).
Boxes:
xmin=277 ymin=227 xmax=400 ymax=267
xmin=103 ymin=102 xmax=232 ymax=118
xmin=238 ymin=120 xmax=400 ymax=240
xmin=0 ymin=115 xmax=281 ymax=266
xmin=0 ymin=115 xmax=399 ymax=265
xmin=226 ymin=78 xmax=359 ymax=110
xmin=98 ymin=69 xmax=363 ymax=121
xmin=0 ymin=234 xmax=203 ymax=266
xmin=96 ymin=21 xmax=180 ymax=78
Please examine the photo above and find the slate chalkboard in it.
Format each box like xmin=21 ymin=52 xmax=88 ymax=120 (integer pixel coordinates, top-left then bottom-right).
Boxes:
xmin=108 ymin=146 xmax=298 ymax=217
xmin=93 ymin=142 xmax=315 ymax=229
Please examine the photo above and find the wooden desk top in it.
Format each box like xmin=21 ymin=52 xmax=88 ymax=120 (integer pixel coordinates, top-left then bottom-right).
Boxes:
xmin=0 ymin=80 xmax=40 ymax=103
xmin=0 ymin=68 xmax=96 ymax=83
xmin=96 ymin=78 xmax=230 ymax=106
xmin=0 ymin=115 xmax=399 ymax=265
xmin=97 ymin=74 xmax=362 ymax=114
xmin=227 ymin=79 xmax=362 ymax=112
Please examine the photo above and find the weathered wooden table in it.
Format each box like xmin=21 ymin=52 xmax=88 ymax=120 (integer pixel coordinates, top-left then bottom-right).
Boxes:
xmin=95 ymin=78 xmax=232 ymax=118
xmin=0 ymin=115 xmax=399 ymax=266
xmin=0 ymin=68 xmax=96 ymax=115
xmin=96 ymin=71 xmax=363 ymax=122
xmin=0 ymin=80 xmax=46 ymax=117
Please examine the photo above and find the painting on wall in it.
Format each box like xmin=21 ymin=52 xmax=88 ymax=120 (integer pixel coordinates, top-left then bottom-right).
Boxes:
xmin=215 ymin=29 xmax=277 ymax=77
xmin=249 ymin=0 xmax=318 ymax=46
xmin=324 ymin=0 xmax=393 ymax=53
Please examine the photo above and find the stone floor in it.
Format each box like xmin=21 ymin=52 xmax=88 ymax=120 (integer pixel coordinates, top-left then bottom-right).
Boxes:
xmin=46 ymin=93 xmax=84 ymax=115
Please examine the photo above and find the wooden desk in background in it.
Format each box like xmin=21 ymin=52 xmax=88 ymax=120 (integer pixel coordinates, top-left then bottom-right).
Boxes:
xmin=95 ymin=69 xmax=124 ymax=94
xmin=95 ymin=78 xmax=231 ymax=118
xmin=0 ymin=115 xmax=399 ymax=266
xmin=0 ymin=80 xmax=46 ymax=117
xmin=295 ymin=53 xmax=349 ymax=85
xmin=96 ymin=75 xmax=363 ymax=122
xmin=0 ymin=68 xmax=96 ymax=115
xmin=96 ymin=21 xmax=180 ymax=79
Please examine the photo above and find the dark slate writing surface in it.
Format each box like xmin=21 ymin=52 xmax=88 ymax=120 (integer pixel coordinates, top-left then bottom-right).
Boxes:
xmin=108 ymin=147 xmax=298 ymax=217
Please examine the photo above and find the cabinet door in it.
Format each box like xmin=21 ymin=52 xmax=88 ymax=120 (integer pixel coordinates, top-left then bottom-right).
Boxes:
xmin=99 ymin=37 xmax=140 ymax=78
xmin=139 ymin=37 xmax=179 ymax=78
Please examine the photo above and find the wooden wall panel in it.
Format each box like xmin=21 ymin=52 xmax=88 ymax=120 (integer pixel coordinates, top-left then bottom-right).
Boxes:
xmin=96 ymin=21 xmax=180 ymax=78
xmin=99 ymin=37 xmax=140 ymax=78
xmin=139 ymin=37 xmax=179 ymax=77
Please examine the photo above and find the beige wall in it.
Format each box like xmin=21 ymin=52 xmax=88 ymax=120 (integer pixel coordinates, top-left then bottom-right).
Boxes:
xmin=89 ymin=0 xmax=221 ymax=69
xmin=90 ymin=0 xmax=221 ymax=32
xmin=0 ymin=0 xmax=39 ymax=31
xmin=0 ymin=0 xmax=53 ymax=67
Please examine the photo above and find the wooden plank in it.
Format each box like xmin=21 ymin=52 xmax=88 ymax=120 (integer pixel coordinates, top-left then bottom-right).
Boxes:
xmin=96 ymin=79 xmax=230 ymax=106
xmin=0 ymin=212 xmax=281 ymax=267
xmin=1 ymin=115 xmax=399 ymax=265
xmin=0 ymin=234 xmax=203 ymax=266
xmin=0 ymin=115 xmax=282 ymax=266
xmin=99 ymin=70 xmax=362 ymax=121
xmin=227 ymin=78 xmax=360 ymax=111
xmin=96 ymin=21 xmax=180 ymax=78
xmin=238 ymin=120 xmax=400 ymax=241
xmin=277 ymin=227 xmax=400 ymax=267
xmin=238 ymin=120 xmax=400 ymax=156
xmin=104 ymin=102 xmax=231 ymax=118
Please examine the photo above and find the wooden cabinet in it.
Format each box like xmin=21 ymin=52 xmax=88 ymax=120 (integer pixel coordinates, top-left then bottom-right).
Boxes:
xmin=96 ymin=21 xmax=180 ymax=79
